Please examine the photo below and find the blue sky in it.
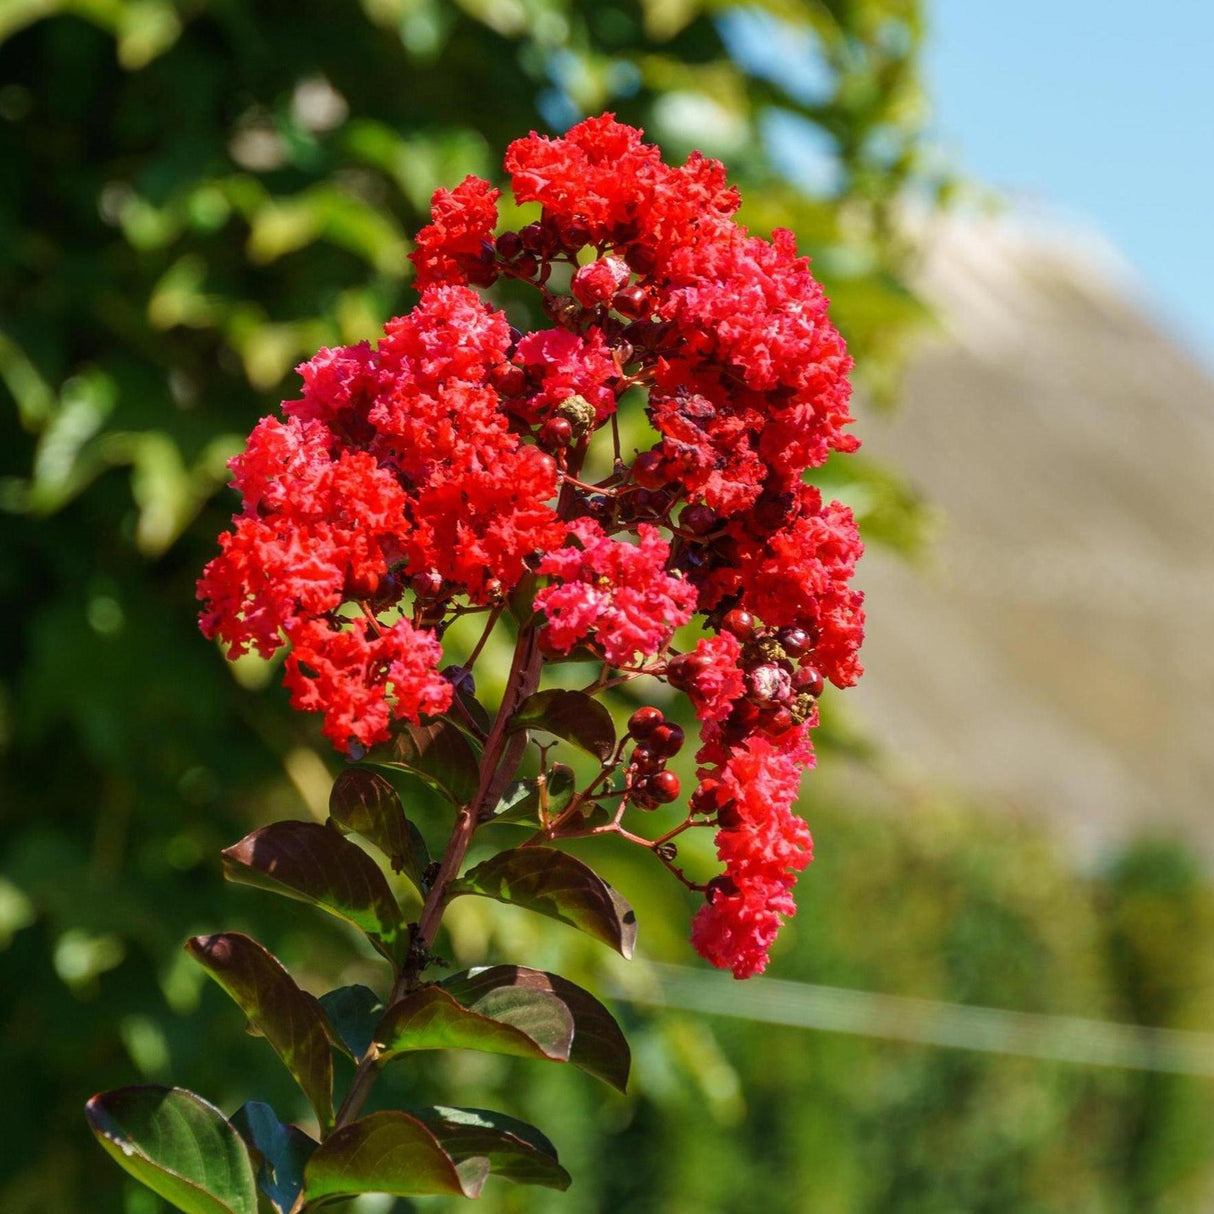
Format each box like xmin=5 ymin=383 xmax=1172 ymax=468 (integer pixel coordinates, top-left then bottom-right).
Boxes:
xmin=929 ymin=0 xmax=1214 ymax=365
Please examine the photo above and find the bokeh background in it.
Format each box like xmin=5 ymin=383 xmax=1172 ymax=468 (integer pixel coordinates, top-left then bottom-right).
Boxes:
xmin=3 ymin=2 xmax=1213 ymax=1211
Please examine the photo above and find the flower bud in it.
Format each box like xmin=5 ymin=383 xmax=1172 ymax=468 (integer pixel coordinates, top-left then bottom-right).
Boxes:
xmin=538 ymin=416 xmax=573 ymax=451
xmin=613 ymin=284 xmax=651 ymax=320
xmin=792 ymin=666 xmax=825 ymax=698
xmin=650 ymin=722 xmax=685 ymax=758
xmin=721 ymin=608 xmax=755 ymax=641
xmin=628 ymin=706 xmax=665 ymax=738
xmin=495 ymin=230 xmax=523 ymax=260
xmin=666 ymin=651 xmax=711 ymax=690
xmin=632 ymin=449 xmax=667 ymax=489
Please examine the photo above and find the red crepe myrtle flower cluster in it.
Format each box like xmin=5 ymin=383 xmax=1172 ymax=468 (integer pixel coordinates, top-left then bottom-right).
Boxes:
xmin=198 ymin=114 xmax=864 ymax=979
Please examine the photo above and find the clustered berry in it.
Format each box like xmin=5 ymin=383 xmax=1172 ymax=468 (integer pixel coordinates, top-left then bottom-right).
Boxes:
xmin=198 ymin=114 xmax=864 ymax=979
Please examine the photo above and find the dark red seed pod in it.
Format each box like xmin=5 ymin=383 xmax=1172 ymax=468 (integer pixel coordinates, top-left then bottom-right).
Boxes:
xmin=705 ymin=874 xmax=740 ymax=903
xmin=632 ymin=449 xmax=668 ymax=490
xmin=613 ymin=339 xmax=635 ymax=366
xmin=628 ymin=706 xmax=665 ymax=738
xmin=765 ymin=705 xmax=794 ymax=734
xmin=679 ymin=503 xmax=718 ymax=537
xmin=483 ymin=577 xmax=503 ymax=601
xmin=411 ymin=570 xmax=444 ymax=599
xmin=728 ymin=698 xmax=762 ymax=729
xmin=631 ymin=788 xmax=660 ymax=811
xmin=666 ymin=652 xmax=711 ymax=690
xmin=792 ymin=666 xmax=825 ymax=698
xmin=716 ymin=800 xmax=742 ymax=829
xmin=689 ymin=778 xmax=725 ymax=816
xmin=495 ymin=230 xmax=523 ymax=260
xmin=533 ymin=453 xmax=558 ymax=480
xmin=624 ymin=242 xmax=656 ymax=276
xmin=519 ymin=221 xmax=549 ymax=255
xmin=613 ymin=284 xmax=651 ymax=320
xmin=648 ymin=770 xmax=680 ymax=803
xmin=561 ymin=219 xmax=591 ymax=252
xmin=345 ymin=570 xmax=381 ymax=599
xmin=538 ymin=416 xmax=573 ymax=451
xmin=512 ymin=253 xmax=539 ymax=280
xmin=650 ymin=722 xmax=685 ymax=758
xmin=721 ymin=607 xmax=755 ymax=641
xmin=778 ymin=627 xmax=813 ymax=657
xmin=494 ymin=363 xmax=527 ymax=397
xmin=629 ymin=744 xmax=661 ymax=774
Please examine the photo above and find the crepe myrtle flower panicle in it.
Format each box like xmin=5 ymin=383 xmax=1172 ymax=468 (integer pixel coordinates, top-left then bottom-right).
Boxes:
xmin=197 ymin=113 xmax=865 ymax=981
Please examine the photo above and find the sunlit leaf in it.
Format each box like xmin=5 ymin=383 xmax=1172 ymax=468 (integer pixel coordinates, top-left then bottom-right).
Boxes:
xmin=377 ymin=983 xmax=574 ymax=1066
xmin=449 ymin=847 xmax=637 ymax=958
xmin=221 ymin=821 xmax=403 ymax=961
xmin=185 ymin=933 xmax=333 ymax=1130
xmin=362 ymin=718 xmax=481 ymax=806
xmin=443 ymin=965 xmax=630 ymax=1091
xmin=509 ymin=690 xmax=616 ymax=762
xmin=85 ymin=1086 xmax=257 ymax=1214
xmin=413 ymin=1106 xmax=571 ymax=1190
xmin=492 ymin=764 xmax=577 ymax=825
xmin=303 ymin=1110 xmax=488 ymax=1200
xmin=328 ymin=767 xmax=430 ymax=892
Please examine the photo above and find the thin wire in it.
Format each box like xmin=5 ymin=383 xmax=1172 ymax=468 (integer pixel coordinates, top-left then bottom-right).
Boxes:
xmin=614 ymin=963 xmax=1214 ymax=1078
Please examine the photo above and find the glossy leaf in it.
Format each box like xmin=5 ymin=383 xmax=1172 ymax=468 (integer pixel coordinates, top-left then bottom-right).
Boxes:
xmin=413 ymin=1106 xmax=571 ymax=1190
xmin=318 ymin=984 xmax=384 ymax=1062
xmin=363 ymin=718 xmax=481 ymax=805
xmin=229 ymin=1102 xmax=316 ymax=1214
xmin=443 ymin=965 xmax=630 ymax=1092
xmin=449 ymin=847 xmax=637 ymax=958
xmin=185 ymin=933 xmax=334 ymax=1130
xmin=328 ymin=767 xmax=430 ymax=891
xmin=85 ymin=1086 xmax=258 ymax=1214
xmin=220 ymin=821 xmax=403 ymax=960
xmin=492 ymin=764 xmax=577 ymax=825
xmin=378 ymin=983 xmax=574 ymax=1065
xmin=303 ymin=1110 xmax=489 ymax=1200
xmin=508 ymin=689 xmax=616 ymax=761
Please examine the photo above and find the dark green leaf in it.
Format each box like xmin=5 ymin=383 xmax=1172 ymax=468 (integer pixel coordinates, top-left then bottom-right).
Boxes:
xmin=221 ymin=821 xmax=403 ymax=961
xmin=318 ymin=984 xmax=384 ymax=1062
xmin=303 ymin=1110 xmax=488 ymax=1200
xmin=378 ymin=983 xmax=574 ymax=1065
xmin=448 ymin=847 xmax=637 ymax=958
xmin=185 ymin=933 xmax=334 ymax=1130
xmin=328 ymin=768 xmax=430 ymax=892
xmin=85 ymin=1086 xmax=258 ymax=1214
xmin=442 ymin=965 xmax=630 ymax=1091
xmin=508 ymin=689 xmax=616 ymax=761
xmin=363 ymin=718 xmax=481 ymax=805
xmin=229 ymin=1102 xmax=316 ymax=1214
xmin=413 ymin=1106 xmax=571 ymax=1190
xmin=492 ymin=764 xmax=577 ymax=825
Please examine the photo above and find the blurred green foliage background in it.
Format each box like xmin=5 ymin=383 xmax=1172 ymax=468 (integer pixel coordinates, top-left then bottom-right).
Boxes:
xmin=2 ymin=1 xmax=1212 ymax=1211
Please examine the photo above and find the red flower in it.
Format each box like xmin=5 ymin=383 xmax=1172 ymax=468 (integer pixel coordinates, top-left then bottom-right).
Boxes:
xmin=283 ymin=616 xmax=451 ymax=752
xmin=199 ymin=114 xmax=866 ymax=977
xmin=535 ymin=521 xmax=696 ymax=666
xmin=411 ymin=175 xmax=500 ymax=289
xmin=690 ymin=730 xmax=814 ymax=978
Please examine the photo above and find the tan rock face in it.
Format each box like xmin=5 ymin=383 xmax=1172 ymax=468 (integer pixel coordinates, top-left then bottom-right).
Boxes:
xmin=849 ymin=215 xmax=1214 ymax=855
